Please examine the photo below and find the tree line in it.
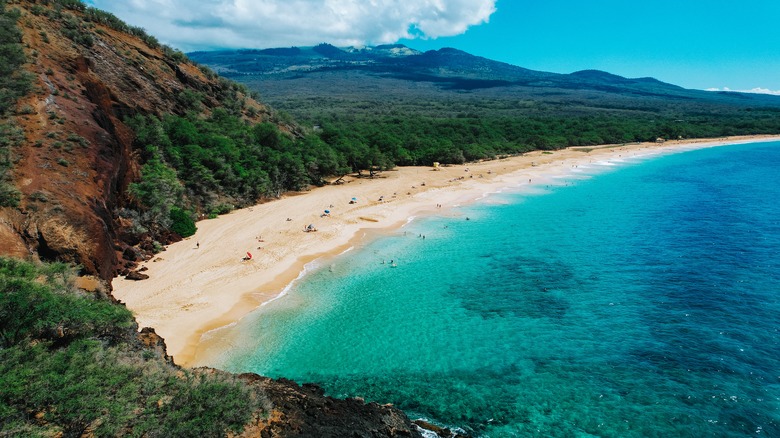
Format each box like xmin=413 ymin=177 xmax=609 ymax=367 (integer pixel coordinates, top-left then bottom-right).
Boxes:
xmin=125 ymin=104 xmax=780 ymax=241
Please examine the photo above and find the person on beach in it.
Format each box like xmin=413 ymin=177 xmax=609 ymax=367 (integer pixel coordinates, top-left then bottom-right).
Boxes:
xmin=196 ymin=242 xmax=199 ymax=249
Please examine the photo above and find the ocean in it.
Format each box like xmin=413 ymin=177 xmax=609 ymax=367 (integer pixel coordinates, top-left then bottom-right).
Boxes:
xmin=206 ymin=141 xmax=780 ymax=437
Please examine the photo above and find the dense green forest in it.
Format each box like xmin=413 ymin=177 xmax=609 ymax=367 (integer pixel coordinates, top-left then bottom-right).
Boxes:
xmin=313 ymin=110 xmax=780 ymax=165
xmin=235 ymin=71 xmax=780 ymax=167
xmin=126 ymin=99 xmax=780 ymax=240
xmin=124 ymin=110 xmax=350 ymax=236
xmin=201 ymin=46 xmax=780 ymax=173
xmin=0 ymin=257 xmax=264 ymax=436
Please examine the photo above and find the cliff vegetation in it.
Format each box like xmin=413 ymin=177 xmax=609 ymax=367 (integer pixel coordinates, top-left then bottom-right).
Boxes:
xmin=0 ymin=256 xmax=265 ymax=436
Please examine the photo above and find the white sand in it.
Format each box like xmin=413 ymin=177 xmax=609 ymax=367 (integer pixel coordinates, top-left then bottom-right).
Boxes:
xmin=111 ymin=135 xmax=780 ymax=365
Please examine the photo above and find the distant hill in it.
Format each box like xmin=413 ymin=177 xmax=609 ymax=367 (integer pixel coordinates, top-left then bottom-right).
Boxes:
xmin=189 ymin=43 xmax=780 ymax=105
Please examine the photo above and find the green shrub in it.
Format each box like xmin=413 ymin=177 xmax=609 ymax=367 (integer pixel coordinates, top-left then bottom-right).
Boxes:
xmin=0 ymin=182 xmax=20 ymax=207
xmin=175 ymin=89 xmax=203 ymax=111
xmin=28 ymin=191 xmax=48 ymax=202
xmin=16 ymin=104 xmax=34 ymax=115
xmin=169 ymin=207 xmax=196 ymax=237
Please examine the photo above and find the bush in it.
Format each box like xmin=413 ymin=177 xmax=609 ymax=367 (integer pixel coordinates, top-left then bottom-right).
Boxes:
xmin=169 ymin=207 xmax=196 ymax=237
xmin=16 ymin=104 xmax=34 ymax=115
xmin=0 ymin=181 xmax=20 ymax=207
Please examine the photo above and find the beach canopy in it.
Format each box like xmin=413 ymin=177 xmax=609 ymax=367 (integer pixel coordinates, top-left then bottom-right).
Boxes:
xmin=351 ymin=197 xmax=357 ymax=201
xmin=246 ymin=252 xmax=252 ymax=259
xmin=324 ymin=209 xmax=330 ymax=214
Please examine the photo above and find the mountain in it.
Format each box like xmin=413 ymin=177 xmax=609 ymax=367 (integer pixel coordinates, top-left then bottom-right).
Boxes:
xmin=189 ymin=43 xmax=780 ymax=117
xmin=189 ymin=44 xmax=780 ymax=167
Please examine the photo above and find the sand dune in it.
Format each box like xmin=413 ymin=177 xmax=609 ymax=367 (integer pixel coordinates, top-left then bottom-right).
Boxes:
xmin=111 ymin=135 xmax=779 ymax=366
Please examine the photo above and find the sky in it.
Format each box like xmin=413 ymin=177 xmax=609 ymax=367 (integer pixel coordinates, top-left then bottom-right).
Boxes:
xmin=85 ymin=0 xmax=780 ymax=93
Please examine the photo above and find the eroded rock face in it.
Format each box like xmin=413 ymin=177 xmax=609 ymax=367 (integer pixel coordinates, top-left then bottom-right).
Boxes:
xmin=138 ymin=327 xmax=174 ymax=363
xmin=0 ymin=1 xmax=269 ymax=281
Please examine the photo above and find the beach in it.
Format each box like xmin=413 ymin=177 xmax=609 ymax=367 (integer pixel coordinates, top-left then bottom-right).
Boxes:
xmin=111 ymin=135 xmax=779 ymax=366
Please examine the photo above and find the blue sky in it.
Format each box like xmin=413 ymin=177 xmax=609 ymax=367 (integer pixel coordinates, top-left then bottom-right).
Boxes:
xmin=87 ymin=0 xmax=780 ymax=92
xmin=400 ymin=0 xmax=780 ymax=92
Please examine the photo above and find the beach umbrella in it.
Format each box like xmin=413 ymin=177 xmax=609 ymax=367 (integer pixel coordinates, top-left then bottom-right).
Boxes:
xmin=324 ymin=209 xmax=330 ymax=214
xmin=351 ymin=197 xmax=357 ymax=202
xmin=246 ymin=252 xmax=252 ymax=260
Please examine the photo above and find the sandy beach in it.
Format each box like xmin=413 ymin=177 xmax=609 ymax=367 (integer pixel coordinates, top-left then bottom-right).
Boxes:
xmin=111 ymin=135 xmax=779 ymax=366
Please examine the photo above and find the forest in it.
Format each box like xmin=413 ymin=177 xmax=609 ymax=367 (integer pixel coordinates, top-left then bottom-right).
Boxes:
xmin=125 ymin=97 xmax=780 ymax=239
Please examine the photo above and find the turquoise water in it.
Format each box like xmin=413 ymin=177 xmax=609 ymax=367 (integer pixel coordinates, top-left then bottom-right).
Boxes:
xmin=212 ymin=142 xmax=780 ymax=437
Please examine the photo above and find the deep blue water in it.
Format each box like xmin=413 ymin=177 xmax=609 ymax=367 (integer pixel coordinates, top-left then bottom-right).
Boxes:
xmin=209 ymin=142 xmax=780 ymax=437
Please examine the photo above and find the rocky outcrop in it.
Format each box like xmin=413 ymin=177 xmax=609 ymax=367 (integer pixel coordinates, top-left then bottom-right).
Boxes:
xmin=124 ymin=270 xmax=149 ymax=281
xmin=233 ymin=374 xmax=423 ymax=438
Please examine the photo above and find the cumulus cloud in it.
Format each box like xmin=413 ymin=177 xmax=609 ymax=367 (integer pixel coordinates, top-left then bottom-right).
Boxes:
xmin=86 ymin=0 xmax=497 ymax=51
xmin=706 ymin=87 xmax=780 ymax=96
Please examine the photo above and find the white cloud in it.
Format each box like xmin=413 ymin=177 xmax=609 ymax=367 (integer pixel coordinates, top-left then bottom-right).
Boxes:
xmin=87 ymin=0 xmax=497 ymax=51
xmin=706 ymin=87 xmax=780 ymax=96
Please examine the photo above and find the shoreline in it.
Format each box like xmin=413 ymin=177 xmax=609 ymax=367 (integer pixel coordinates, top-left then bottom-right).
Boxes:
xmin=111 ymin=135 xmax=780 ymax=366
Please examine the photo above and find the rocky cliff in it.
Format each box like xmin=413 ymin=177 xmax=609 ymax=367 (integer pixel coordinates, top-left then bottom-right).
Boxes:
xmin=0 ymin=0 xmax=272 ymax=281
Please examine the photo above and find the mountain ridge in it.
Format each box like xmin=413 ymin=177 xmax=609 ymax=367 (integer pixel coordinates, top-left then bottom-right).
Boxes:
xmin=189 ymin=43 xmax=780 ymax=105
xmin=189 ymin=42 xmax=780 ymax=173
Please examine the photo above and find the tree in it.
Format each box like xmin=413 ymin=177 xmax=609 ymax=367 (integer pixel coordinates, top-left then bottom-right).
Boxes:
xmin=129 ymin=158 xmax=185 ymax=233
xmin=169 ymin=207 xmax=196 ymax=237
